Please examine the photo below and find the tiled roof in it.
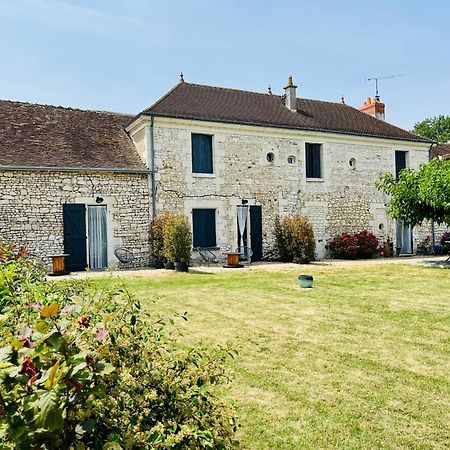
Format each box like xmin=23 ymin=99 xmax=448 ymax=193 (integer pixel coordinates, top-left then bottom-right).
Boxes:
xmin=138 ymin=82 xmax=431 ymax=143
xmin=0 ymin=100 xmax=146 ymax=171
xmin=432 ymin=143 xmax=450 ymax=159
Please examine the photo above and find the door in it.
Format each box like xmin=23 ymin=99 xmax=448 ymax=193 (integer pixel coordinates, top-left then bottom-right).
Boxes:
xmin=88 ymin=206 xmax=108 ymax=269
xmin=396 ymin=222 xmax=412 ymax=254
xmin=250 ymin=205 xmax=263 ymax=262
xmin=63 ymin=204 xmax=87 ymax=271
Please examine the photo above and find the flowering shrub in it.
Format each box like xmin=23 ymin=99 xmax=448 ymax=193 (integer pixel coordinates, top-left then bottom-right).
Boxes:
xmin=274 ymin=215 xmax=316 ymax=263
xmin=327 ymin=230 xmax=380 ymax=259
xmin=0 ymin=240 xmax=237 ymax=449
xmin=440 ymin=231 xmax=450 ymax=253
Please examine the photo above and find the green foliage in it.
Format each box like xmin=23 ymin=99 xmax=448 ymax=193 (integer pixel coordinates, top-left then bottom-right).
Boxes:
xmin=377 ymin=158 xmax=450 ymax=226
xmin=274 ymin=215 xmax=316 ymax=263
xmin=163 ymin=214 xmax=193 ymax=263
xmin=0 ymin=240 xmax=237 ymax=449
xmin=413 ymin=115 xmax=450 ymax=143
xmin=150 ymin=213 xmax=174 ymax=262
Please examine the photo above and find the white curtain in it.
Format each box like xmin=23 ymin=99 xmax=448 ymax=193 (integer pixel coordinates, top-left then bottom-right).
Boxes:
xmin=88 ymin=206 xmax=108 ymax=269
xmin=237 ymin=206 xmax=248 ymax=244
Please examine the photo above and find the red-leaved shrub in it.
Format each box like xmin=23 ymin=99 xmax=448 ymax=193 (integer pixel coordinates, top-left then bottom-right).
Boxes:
xmin=327 ymin=230 xmax=379 ymax=259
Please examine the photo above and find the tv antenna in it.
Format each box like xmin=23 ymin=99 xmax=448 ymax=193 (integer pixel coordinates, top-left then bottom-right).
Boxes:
xmin=366 ymin=74 xmax=404 ymax=97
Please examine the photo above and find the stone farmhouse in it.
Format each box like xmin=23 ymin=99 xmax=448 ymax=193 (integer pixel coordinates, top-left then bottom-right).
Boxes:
xmin=0 ymin=76 xmax=434 ymax=270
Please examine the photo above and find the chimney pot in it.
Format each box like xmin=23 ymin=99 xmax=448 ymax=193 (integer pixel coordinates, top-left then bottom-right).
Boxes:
xmin=360 ymin=95 xmax=385 ymax=121
xmin=284 ymin=76 xmax=298 ymax=112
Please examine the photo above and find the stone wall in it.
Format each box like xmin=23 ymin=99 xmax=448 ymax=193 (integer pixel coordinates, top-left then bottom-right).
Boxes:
xmin=0 ymin=170 xmax=150 ymax=268
xmin=129 ymin=117 xmax=431 ymax=259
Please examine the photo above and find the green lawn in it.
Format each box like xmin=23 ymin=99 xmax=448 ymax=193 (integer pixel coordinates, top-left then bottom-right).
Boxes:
xmin=96 ymin=263 xmax=449 ymax=449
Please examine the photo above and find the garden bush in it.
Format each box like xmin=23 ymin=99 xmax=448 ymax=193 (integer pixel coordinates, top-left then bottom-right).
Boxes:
xmin=327 ymin=230 xmax=380 ymax=259
xmin=274 ymin=215 xmax=316 ymax=263
xmin=440 ymin=230 xmax=450 ymax=254
xmin=0 ymin=240 xmax=237 ymax=449
xmin=163 ymin=214 xmax=192 ymax=264
xmin=150 ymin=213 xmax=174 ymax=263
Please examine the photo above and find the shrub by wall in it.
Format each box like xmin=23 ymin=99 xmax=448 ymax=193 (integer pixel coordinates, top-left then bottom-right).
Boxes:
xmin=327 ymin=230 xmax=380 ymax=259
xmin=274 ymin=215 xmax=316 ymax=263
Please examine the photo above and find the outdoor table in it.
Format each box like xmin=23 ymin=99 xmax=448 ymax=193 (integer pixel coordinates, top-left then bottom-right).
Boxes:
xmin=48 ymin=253 xmax=70 ymax=276
xmin=223 ymin=252 xmax=243 ymax=268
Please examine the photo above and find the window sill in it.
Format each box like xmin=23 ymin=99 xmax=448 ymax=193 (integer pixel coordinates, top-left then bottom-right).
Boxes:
xmin=306 ymin=178 xmax=324 ymax=182
xmin=192 ymin=173 xmax=215 ymax=178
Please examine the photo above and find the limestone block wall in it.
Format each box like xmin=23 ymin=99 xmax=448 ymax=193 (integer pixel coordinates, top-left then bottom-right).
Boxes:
xmin=132 ymin=117 xmax=430 ymax=259
xmin=0 ymin=170 xmax=150 ymax=268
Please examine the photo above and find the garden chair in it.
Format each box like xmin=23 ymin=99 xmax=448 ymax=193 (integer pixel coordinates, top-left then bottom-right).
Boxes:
xmin=236 ymin=246 xmax=253 ymax=265
xmin=114 ymin=248 xmax=135 ymax=264
xmin=195 ymin=247 xmax=218 ymax=266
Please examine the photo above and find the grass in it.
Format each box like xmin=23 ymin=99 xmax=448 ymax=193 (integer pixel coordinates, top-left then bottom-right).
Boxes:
xmin=95 ymin=263 xmax=449 ymax=449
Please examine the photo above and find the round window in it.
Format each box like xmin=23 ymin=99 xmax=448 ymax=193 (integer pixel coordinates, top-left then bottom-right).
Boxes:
xmin=287 ymin=155 xmax=296 ymax=165
xmin=266 ymin=152 xmax=274 ymax=163
xmin=378 ymin=223 xmax=384 ymax=231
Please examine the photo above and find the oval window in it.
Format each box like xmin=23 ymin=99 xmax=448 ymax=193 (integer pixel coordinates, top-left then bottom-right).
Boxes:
xmin=266 ymin=152 xmax=274 ymax=163
xmin=287 ymin=155 xmax=296 ymax=165
xmin=349 ymin=158 xmax=356 ymax=169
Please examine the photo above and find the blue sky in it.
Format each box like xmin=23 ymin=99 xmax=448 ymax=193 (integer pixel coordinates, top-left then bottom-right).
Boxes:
xmin=0 ymin=0 xmax=449 ymax=130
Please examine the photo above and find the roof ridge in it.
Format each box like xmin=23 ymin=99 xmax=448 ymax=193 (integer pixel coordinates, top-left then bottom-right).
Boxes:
xmin=0 ymin=98 xmax=133 ymax=118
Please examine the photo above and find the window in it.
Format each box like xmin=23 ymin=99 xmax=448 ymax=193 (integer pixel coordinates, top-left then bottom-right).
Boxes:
xmin=349 ymin=158 xmax=356 ymax=169
xmin=192 ymin=134 xmax=213 ymax=174
xmin=395 ymin=151 xmax=407 ymax=178
xmin=266 ymin=152 xmax=274 ymax=163
xmin=192 ymin=209 xmax=216 ymax=247
xmin=287 ymin=155 xmax=296 ymax=165
xmin=305 ymin=143 xmax=321 ymax=178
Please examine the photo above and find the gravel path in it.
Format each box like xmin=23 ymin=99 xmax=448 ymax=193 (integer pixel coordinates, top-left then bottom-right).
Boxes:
xmin=48 ymin=255 xmax=449 ymax=280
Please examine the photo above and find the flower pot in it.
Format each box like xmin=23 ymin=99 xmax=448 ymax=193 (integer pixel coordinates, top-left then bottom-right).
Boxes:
xmin=174 ymin=261 xmax=189 ymax=272
xmin=164 ymin=261 xmax=175 ymax=270
xmin=152 ymin=259 xmax=164 ymax=269
xmin=298 ymin=274 xmax=313 ymax=288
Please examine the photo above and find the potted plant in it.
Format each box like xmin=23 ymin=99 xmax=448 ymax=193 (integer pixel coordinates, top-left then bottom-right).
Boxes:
xmin=150 ymin=213 xmax=172 ymax=269
xmin=298 ymin=274 xmax=313 ymax=288
xmin=164 ymin=214 xmax=192 ymax=272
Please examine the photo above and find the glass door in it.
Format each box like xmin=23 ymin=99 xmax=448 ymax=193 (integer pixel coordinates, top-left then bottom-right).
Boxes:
xmin=88 ymin=206 xmax=108 ymax=269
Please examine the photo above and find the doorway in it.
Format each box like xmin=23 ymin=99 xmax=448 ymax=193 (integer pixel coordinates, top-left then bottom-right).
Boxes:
xmin=236 ymin=204 xmax=263 ymax=262
xmin=63 ymin=203 xmax=108 ymax=271
xmin=396 ymin=222 xmax=413 ymax=254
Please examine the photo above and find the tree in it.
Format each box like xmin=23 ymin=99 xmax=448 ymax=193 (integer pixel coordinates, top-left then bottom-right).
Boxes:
xmin=413 ymin=115 xmax=450 ymax=143
xmin=376 ymin=158 xmax=450 ymax=227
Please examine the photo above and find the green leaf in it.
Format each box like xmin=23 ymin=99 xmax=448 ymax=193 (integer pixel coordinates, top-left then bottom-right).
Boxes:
xmin=71 ymin=362 xmax=87 ymax=376
xmin=35 ymin=390 xmax=63 ymax=430
xmin=75 ymin=418 xmax=96 ymax=437
xmin=95 ymin=361 xmax=115 ymax=375
xmin=91 ymin=383 xmax=107 ymax=397
xmin=35 ymin=320 xmax=50 ymax=334
xmin=0 ymin=346 xmax=12 ymax=363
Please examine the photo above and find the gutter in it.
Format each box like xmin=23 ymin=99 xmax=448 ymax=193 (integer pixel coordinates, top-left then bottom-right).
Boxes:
xmin=0 ymin=165 xmax=151 ymax=174
xmin=134 ymin=112 xmax=433 ymax=145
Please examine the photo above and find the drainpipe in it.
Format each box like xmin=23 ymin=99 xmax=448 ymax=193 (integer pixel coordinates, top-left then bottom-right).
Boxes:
xmin=145 ymin=116 xmax=156 ymax=218
xmin=429 ymin=142 xmax=436 ymax=246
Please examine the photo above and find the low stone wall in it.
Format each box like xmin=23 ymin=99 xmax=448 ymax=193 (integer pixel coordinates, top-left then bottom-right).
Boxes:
xmin=0 ymin=170 xmax=150 ymax=268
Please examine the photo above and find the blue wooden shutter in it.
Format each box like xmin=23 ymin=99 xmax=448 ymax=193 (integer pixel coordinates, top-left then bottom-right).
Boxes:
xmin=306 ymin=143 xmax=321 ymax=178
xmin=395 ymin=151 xmax=406 ymax=178
xmin=193 ymin=209 xmax=216 ymax=247
xmin=63 ymin=203 xmax=87 ymax=271
xmin=312 ymin=144 xmax=321 ymax=178
xmin=192 ymin=134 xmax=213 ymax=173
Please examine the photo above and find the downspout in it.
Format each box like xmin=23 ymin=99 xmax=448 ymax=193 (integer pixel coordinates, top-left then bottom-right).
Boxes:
xmin=429 ymin=142 xmax=436 ymax=247
xmin=147 ymin=116 xmax=156 ymax=218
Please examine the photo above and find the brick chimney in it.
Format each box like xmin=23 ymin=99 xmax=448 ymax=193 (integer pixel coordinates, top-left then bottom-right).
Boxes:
xmin=284 ymin=76 xmax=297 ymax=112
xmin=359 ymin=95 xmax=385 ymax=121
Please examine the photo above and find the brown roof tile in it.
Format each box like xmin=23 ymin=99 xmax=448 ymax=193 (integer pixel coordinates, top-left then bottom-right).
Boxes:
xmin=138 ymin=82 xmax=431 ymax=143
xmin=432 ymin=143 xmax=450 ymax=159
xmin=0 ymin=100 xmax=146 ymax=171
